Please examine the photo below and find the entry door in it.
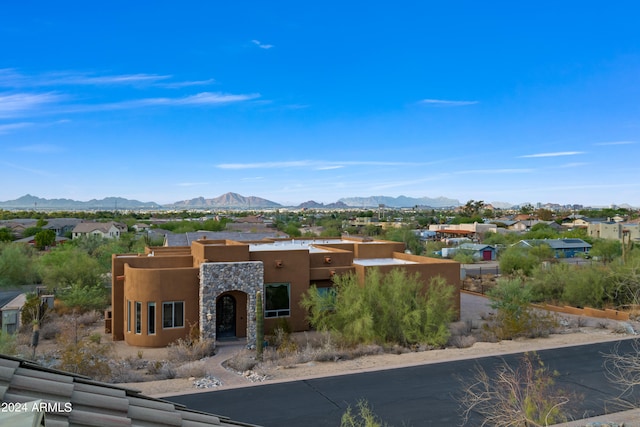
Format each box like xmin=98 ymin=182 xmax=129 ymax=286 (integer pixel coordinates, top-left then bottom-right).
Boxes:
xmin=216 ymin=294 xmax=236 ymax=338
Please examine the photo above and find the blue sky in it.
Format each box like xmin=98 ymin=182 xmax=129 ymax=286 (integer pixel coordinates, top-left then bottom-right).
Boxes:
xmin=1 ymin=2 xmax=639 ymax=207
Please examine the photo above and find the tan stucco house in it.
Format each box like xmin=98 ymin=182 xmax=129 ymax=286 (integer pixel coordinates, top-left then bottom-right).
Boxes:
xmin=111 ymin=237 xmax=461 ymax=348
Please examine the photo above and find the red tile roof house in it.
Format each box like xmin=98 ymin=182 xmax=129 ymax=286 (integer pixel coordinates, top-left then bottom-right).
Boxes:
xmin=110 ymin=236 xmax=461 ymax=348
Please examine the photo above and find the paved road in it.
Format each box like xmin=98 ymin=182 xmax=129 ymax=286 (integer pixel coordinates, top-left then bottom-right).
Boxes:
xmin=167 ymin=339 xmax=639 ymax=426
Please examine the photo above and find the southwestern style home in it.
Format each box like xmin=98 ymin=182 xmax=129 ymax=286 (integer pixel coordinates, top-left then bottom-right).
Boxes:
xmin=110 ymin=237 xmax=461 ymax=348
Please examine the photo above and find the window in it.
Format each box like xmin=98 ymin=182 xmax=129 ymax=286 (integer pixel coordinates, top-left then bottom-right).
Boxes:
xmin=127 ymin=300 xmax=131 ymax=333
xmin=162 ymin=301 xmax=184 ymax=328
xmin=135 ymin=302 xmax=141 ymax=334
xmin=264 ymin=283 xmax=290 ymax=318
xmin=148 ymin=302 xmax=156 ymax=335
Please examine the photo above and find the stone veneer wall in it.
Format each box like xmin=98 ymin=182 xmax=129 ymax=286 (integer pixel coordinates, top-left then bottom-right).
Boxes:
xmin=199 ymin=261 xmax=264 ymax=346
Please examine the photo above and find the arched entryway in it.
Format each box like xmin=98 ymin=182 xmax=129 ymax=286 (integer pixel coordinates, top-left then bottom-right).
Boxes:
xmin=216 ymin=294 xmax=236 ymax=338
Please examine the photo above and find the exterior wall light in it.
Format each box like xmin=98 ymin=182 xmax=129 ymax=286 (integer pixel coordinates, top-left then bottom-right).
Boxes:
xmin=206 ymin=310 xmax=213 ymax=322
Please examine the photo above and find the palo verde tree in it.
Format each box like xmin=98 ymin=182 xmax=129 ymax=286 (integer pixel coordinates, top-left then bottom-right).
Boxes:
xmin=301 ymin=268 xmax=456 ymax=347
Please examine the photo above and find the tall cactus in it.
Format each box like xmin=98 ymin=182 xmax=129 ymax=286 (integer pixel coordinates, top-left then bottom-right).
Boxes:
xmin=256 ymin=291 xmax=264 ymax=361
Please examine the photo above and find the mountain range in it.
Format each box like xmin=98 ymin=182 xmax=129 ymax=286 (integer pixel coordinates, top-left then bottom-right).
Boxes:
xmin=0 ymin=193 xmax=472 ymax=210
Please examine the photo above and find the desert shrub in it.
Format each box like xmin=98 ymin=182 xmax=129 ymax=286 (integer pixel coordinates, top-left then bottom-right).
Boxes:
xmin=453 ymin=251 xmax=475 ymax=264
xmin=109 ymin=362 xmax=145 ymax=383
xmin=341 ymin=400 xmax=389 ymax=427
xmin=498 ymin=246 xmax=539 ymax=276
xmin=0 ymin=331 xmax=17 ymax=355
xmin=459 ymin=352 xmax=576 ymax=426
xmin=38 ymin=315 xmax=63 ymax=340
xmin=57 ymin=324 xmax=113 ymax=381
xmin=167 ymin=337 xmax=215 ymax=362
xmin=175 ymin=360 xmax=209 ymax=378
xmin=224 ymin=349 xmax=259 ymax=372
xmin=561 ymin=265 xmax=609 ymax=308
xmin=302 ymin=268 xmax=455 ymax=347
xmin=487 ymin=278 xmax=558 ymax=340
xmin=448 ymin=334 xmax=477 ymax=348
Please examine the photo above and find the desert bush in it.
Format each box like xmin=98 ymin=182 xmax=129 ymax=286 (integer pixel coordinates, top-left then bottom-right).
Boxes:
xmin=167 ymin=337 xmax=215 ymax=362
xmin=498 ymin=246 xmax=539 ymax=276
xmin=224 ymin=349 xmax=259 ymax=372
xmin=448 ymin=334 xmax=477 ymax=349
xmin=109 ymin=362 xmax=146 ymax=383
xmin=486 ymin=278 xmax=559 ymax=340
xmin=459 ymin=352 xmax=576 ymax=426
xmin=302 ymin=268 xmax=455 ymax=347
xmin=57 ymin=326 xmax=113 ymax=381
xmin=175 ymin=360 xmax=209 ymax=378
xmin=341 ymin=400 xmax=389 ymax=427
xmin=0 ymin=331 xmax=17 ymax=355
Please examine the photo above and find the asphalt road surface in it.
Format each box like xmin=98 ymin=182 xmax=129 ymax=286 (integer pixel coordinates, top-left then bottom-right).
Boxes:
xmin=167 ymin=338 xmax=640 ymax=426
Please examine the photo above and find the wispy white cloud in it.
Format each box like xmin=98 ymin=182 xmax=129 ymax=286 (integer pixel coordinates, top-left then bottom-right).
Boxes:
xmin=519 ymin=151 xmax=584 ymax=158
xmin=0 ymin=92 xmax=65 ymax=118
xmin=251 ymin=39 xmax=274 ymax=49
xmin=0 ymin=69 xmax=172 ymax=87
xmin=160 ymin=79 xmax=216 ymax=88
xmin=216 ymin=160 xmax=433 ymax=170
xmin=11 ymin=143 xmax=62 ymax=153
xmin=418 ymin=98 xmax=478 ymax=106
xmin=555 ymin=162 xmax=589 ymax=168
xmin=0 ymin=69 xmax=218 ymax=90
xmin=454 ymin=168 xmax=534 ymax=175
xmin=593 ymin=140 xmax=636 ymax=146
xmin=0 ymin=122 xmax=34 ymax=134
xmin=63 ymin=92 xmax=261 ymax=113
xmin=218 ymin=160 xmax=312 ymax=170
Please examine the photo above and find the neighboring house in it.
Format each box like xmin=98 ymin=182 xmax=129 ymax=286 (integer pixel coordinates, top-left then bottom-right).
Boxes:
xmin=111 ymin=237 xmax=461 ymax=348
xmin=71 ymin=221 xmax=127 ymax=239
xmin=588 ymin=221 xmax=640 ymax=242
xmin=0 ymin=354 xmax=253 ymax=426
xmin=562 ymin=217 xmax=607 ymax=229
xmin=0 ymin=291 xmax=24 ymax=334
xmin=429 ymin=222 xmax=498 ymax=235
xmin=514 ymin=238 xmax=592 ymax=258
xmin=442 ymin=243 xmax=497 ymax=261
xmin=132 ymin=223 xmax=151 ymax=233
xmin=42 ymin=218 xmax=83 ymax=237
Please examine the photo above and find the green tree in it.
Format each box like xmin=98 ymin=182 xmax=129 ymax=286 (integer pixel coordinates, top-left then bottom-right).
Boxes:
xmin=0 ymin=242 xmax=41 ymax=287
xmin=590 ymin=239 xmax=622 ymax=264
xmin=38 ymin=245 xmax=104 ymax=290
xmin=384 ymin=227 xmax=423 ymax=255
xmin=58 ymin=282 xmax=109 ymax=312
xmin=0 ymin=227 xmax=13 ymax=242
xmin=34 ymin=229 xmax=56 ymax=250
xmin=21 ymin=226 xmax=43 ymax=237
xmin=498 ymin=246 xmax=539 ymax=276
xmin=524 ymin=224 xmax=558 ymax=240
xmin=301 ymin=269 xmax=455 ymax=347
